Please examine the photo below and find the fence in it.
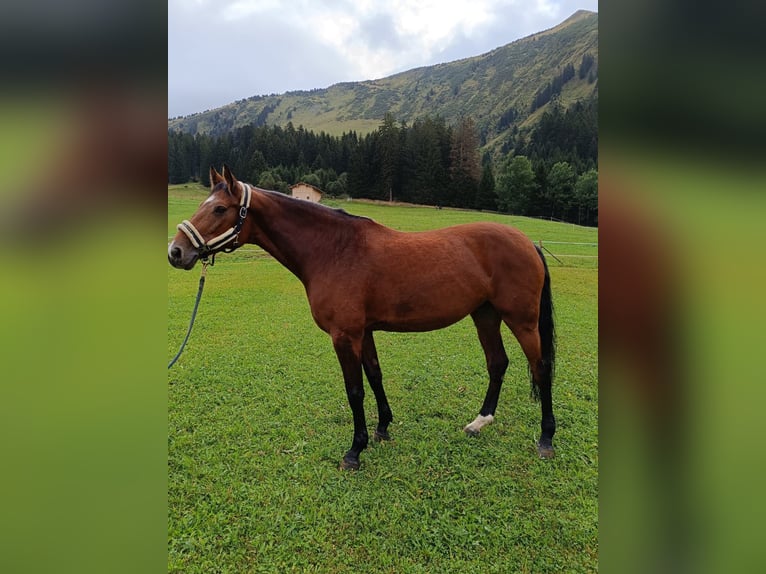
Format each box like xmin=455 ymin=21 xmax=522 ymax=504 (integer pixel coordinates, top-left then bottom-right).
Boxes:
xmin=537 ymin=240 xmax=598 ymax=269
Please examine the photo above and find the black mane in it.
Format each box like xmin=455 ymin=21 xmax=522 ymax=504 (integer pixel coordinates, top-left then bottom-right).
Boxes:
xmin=258 ymin=187 xmax=372 ymax=222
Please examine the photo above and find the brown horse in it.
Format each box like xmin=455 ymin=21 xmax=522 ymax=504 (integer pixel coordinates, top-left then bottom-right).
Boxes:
xmin=168 ymin=165 xmax=556 ymax=470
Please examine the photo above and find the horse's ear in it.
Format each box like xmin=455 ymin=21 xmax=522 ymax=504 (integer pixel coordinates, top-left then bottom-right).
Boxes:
xmin=222 ymin=164 xmax=238 ymax=194
xmin=209 ymin=166 xmax=224 ymax=189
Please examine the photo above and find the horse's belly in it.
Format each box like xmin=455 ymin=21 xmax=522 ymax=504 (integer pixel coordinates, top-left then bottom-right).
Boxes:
xmin=371 ymin=313 xmax=468 ymax=333
xmin=367 ymin=284 xmax=485 ymax=333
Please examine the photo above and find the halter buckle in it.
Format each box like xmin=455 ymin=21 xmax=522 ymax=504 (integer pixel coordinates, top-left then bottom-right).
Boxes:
xmin=201 ymin=253 xmax=215 ymax=267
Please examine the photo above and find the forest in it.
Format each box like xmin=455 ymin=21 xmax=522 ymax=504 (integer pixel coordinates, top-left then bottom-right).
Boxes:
xmin=168 ymin=96 xmax=598 ymax=226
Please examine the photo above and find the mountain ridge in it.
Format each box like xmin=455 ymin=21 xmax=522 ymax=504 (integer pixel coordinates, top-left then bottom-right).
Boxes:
xmin=169 ymin=10 xmax=597 ymax=153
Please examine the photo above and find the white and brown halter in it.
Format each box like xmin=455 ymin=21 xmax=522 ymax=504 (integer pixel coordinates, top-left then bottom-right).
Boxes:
xmin=176 ymin=183 xmax=252 ymax=257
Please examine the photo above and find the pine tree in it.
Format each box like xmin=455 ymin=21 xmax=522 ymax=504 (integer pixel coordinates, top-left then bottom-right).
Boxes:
xmin=475 ymin=163 xmax=497 ymax=211
xmin=448 ymin=116 xmax=481 ymax=207
xmin=248 ymin=150 xmax=268 ymax=185
xmin=378 ymin=113 xmax=400 ymax=201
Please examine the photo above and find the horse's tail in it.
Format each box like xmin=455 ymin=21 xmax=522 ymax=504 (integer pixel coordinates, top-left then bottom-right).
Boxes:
xmin=531 ymin=245 xmax=555 ymax=401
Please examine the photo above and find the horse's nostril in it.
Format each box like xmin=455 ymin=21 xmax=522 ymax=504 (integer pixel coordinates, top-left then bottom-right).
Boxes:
xmin=171 ymin=246 xmax=182 ymax=259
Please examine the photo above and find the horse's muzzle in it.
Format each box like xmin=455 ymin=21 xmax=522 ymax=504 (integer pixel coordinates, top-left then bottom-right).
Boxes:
xmin=168 ymin=242 xmax=198 ymax=270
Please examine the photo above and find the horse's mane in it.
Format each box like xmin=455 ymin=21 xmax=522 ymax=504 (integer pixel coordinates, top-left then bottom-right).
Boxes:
xmin=209 ymin=180 xmax=372 ymax=223
xmin=257 ymin=187 xmax=373 ymax=223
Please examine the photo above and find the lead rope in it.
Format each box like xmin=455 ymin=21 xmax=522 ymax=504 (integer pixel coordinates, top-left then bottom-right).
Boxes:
xmin=168 ymin=257 xmax=211 ymax=369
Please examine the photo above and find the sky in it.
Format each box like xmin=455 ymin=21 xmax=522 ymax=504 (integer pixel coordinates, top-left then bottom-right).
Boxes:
xmin=168 ymin=0 xmax=598 ymax=118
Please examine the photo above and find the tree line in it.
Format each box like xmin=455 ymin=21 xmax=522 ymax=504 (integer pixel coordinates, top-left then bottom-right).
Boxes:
xmin=169 ymin=97 xmax=598 ymax=226
xmin=528 ymin=54 xmax=597 ymax=115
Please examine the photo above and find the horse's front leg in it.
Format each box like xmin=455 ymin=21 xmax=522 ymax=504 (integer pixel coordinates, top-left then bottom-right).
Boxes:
xmin=362 ymin=330 xmax=393 ymax=442
xmin=332 ymin=330 xmax=368 ymax=470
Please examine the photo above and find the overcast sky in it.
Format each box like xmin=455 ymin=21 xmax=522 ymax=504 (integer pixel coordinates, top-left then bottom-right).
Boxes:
xmin=168 ymin=1 xmax=598 ymax=118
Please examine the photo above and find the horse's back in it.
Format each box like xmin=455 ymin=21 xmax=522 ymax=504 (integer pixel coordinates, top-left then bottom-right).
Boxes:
xmin=377 ymin=221 xmax=542 ymax=282
xmin=454 ymin=222 xmax=543 ymax=277
xmin=353 ymin=221 xmax=544 ymax=332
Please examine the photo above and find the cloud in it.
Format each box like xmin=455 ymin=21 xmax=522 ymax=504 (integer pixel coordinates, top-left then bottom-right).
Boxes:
xmin=168 ymin=0 xmax=597 ymax=117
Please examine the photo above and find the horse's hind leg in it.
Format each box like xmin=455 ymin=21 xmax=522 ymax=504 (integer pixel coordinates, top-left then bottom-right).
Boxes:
xmin=362 ymin=330 xmax=393 ymax=441
xmin=504 ymin=318 xmax=556 ymax=458
xmin=464 ymin=303 xmax=509 ymax=436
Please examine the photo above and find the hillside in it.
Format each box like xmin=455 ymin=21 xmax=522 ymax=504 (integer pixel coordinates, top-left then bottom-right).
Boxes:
xmin=168 ymin=10 xmax=597 ymax=151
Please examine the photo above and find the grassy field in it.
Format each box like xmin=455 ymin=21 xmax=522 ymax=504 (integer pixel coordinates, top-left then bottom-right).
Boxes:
xmin=168 ymin=184 xmax=598 ymax=572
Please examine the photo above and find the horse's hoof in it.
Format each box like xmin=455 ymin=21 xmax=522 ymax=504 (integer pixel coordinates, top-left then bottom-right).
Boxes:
xmin=340 ymin=457 xmax=360 ymax=471
xmin=537 ymin=441 xmax=555 ymax=459
xmin=464 ymin=414 xmax=493 ymax=437
xmin=373 ymin=430 xmax=391 ymax=442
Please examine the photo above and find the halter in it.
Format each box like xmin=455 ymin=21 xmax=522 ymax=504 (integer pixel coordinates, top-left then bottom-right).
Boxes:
xmin=177 ymin=183 xmax=252 ymax=257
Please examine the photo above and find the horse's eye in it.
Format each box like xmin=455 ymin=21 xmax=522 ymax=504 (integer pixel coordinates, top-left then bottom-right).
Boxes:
xmin=213 ymin=205 xmax=227 ymax=214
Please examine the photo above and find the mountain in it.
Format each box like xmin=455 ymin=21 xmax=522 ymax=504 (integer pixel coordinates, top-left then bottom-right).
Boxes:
xmin=168 ymin=10 xmax=597 ymax=153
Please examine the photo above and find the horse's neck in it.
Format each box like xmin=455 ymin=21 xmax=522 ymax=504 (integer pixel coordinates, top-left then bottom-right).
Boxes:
xmin=246 ymin=190 xmax=345 ymax=282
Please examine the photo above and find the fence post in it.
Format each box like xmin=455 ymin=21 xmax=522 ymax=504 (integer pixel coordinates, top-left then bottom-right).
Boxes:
xmin=538 ymin=240 xmax=564 ymax=265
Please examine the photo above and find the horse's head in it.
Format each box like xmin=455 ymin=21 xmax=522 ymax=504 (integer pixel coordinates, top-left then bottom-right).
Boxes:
xmin=168 ymin=165 xmax=252 ymax=269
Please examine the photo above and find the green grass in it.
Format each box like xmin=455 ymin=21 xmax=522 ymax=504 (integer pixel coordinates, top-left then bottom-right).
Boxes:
xmin=168 ymin=185 xmax=598 ymax=572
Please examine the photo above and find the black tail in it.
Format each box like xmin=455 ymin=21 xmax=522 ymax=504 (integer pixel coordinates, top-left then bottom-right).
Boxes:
xmin=531 ymin=246 xmax=555 ymax=401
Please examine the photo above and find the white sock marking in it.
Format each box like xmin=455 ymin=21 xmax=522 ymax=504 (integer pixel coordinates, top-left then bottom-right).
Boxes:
xmin=464 ymin=414 xmax=494 ymax=434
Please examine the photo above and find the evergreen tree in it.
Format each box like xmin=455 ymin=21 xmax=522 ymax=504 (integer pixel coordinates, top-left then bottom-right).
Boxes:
xmin=579 ymin=53 xmax=595 ymax=79
xmin=574 ymin=168 xmax=598 ymax=226
xmin=475 ymin=163 xmax=497 ymax=211
xmin=448 ymin=116 xmax=481 ymax=208
xmin=167 ymin=131 xmax=182 ymax=183
xmin=168 ymin=130 xmax=194 ymax=184
xmin=546 ymin=161 xmax=575 ymax=219
xmin=301 ymin=172 xmax=321 ymax=188
xmin=496 ymin=155 xmax=537 ymax=214
xmin=522 ymin=96 xmax=598 ymax=172
xmin=258 ymin=170 xmax=280 ymax=191
xmin=248 ymin=149 xmax=268 ymax=185
xmin=401 ymin=116 xmax=449 ymax=205
xmin=378 ymin=113 xmax=401 ymax=201
xmin=347 ymin=135 xmax=376 ymax=199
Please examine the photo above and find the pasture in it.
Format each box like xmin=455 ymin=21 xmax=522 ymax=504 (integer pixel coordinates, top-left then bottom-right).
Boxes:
xmin=168 ymin=184 xmax=598 ymax=573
